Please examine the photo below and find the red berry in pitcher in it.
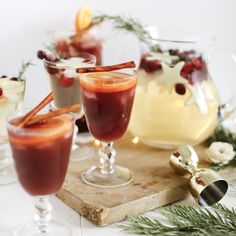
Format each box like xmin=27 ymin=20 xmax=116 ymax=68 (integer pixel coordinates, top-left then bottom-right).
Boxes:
xmin=192 ymin=58 xmax=202 ymax=70
xmin=182 ymin=62 xmax=194 ymax=73
xmin=0 ymin=88 xmax=3 ymax=96
xmin=175 ymin=83 xmax=186 ymax=95
xmin=59 ymin=76 xmax=75 ymax=87
xmin=180 ymin=71 xmax=188 ymax=79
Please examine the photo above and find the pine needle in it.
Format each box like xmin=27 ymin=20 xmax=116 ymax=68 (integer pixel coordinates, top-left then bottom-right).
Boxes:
xmin=17 ymin=60 xmax=34 ymax=81
xmin=118 ymin=203 xmax=236 ymax=235
xmin=93 ymin=14 xmax=159 ymax=50
xmin=44 ymin=44 xmax=60 ymax=59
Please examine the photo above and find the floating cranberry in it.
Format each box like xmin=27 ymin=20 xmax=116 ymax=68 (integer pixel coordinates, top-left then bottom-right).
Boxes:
xmin=147 ymin=60 xmax=161 ymax=72
xmin=140 ymin=55 xmax=147 ymax=67
xmin=59 ymin=76 xmax=75 ymax=87
xmin=175 ymin=83 xmax=186 ymax=95
xmin=140 ymin=54 xmax=162 ymax=73
xmin=37 ymin=50 xmax=46 ymax=60
xmin=192 ymin=58 xmax=202 ymax=70
xmin=0 ymin=88 xmax=3 ymax=96
xmin=182 ymin=62 xmax=194 ymax=73
xmin=180 ymin=71 xmax=188 ymax=79
xmin=10 ymin=77 xmax=18 ymax=81
xmin=173 ymin=151 xmax=180 ymax=157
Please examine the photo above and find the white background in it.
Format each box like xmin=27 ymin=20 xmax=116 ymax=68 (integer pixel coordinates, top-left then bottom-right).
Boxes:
xmin=0 ymin=1 xmax=236 ymax=235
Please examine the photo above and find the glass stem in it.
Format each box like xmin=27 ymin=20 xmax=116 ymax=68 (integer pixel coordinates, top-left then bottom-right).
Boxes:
xmin=34 ymin=196 xmax=52 ymax=234
xmin=99 ymin=142 xmax=116 ymax=175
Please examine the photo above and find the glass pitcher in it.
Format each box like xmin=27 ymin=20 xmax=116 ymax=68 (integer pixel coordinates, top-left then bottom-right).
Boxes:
xmin=129 ymin=27 xmax=235 ymax=149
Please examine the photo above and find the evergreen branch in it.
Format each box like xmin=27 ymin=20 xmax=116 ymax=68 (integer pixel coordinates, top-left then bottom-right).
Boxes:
xmin=214 ymin=204 xmax=236 ymax=224
xmin=118 ymin=204 xmax=236 ymax=235
xmin=207 ymin=126 xmax=236 ymax=170
xmin=17 ymin=60 xmax=34 ymax=81
xmin=44 ymin=43 xmax=60 ymax=59
xmin=93 ymin=14 xmax=159 ymax=49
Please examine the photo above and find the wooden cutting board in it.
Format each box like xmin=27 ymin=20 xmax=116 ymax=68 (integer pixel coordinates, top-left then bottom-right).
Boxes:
xmin=57 ymin=133 xmax=236 ymax=226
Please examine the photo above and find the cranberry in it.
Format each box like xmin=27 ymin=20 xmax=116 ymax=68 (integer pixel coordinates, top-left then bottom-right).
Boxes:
xmin=59 ymin=76 xmax=75 ymax=87
xmin=175 ymin=83 xmax=186 ymax=95
xmin=140 ymin=54 xmax=162 ymax=73
xmin=173 ymin=151 xmax=180 ymax=157
xmin=45 ymin=54 xmax=57 ymax=62
xmin=180 ymin=71 xmax=188 ymax=79
xmin=1 ymin=75 xmax=7 ymax=78
xmin=10 ymin=77 xmax=18 ymax=81
xmin=182 ymin=62 xmax=194 ymax=73
xmin=0 ymin=88 xmax=3 ymax=96
xmin=192 ymin=58 xmax=202 ymax=70
xmin=147 ymin=60 xmax=161 ymax=72
xmin=140 ymin=54 xmax=147 ymax=68
xmin=37 ymin=50 xmax=46 ymax=60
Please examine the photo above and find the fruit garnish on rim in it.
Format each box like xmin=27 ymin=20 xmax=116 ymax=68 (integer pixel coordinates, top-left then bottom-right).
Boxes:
xmin=13 ymin=92 xmax=80 ymax=127
xmin=75 ymin=6 xmax=93 ymax=32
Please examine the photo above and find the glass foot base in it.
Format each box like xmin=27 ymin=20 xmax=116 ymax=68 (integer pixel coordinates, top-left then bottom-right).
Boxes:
xmin=14 ymin=220 xmax=72 ymax=236
xmin=0 ymin=164 xmax=17 ymax=185
xmin=81 ymin=165 xmax=133 ymax=188
xmin=70 ymin=145 xmax=94 ymax=162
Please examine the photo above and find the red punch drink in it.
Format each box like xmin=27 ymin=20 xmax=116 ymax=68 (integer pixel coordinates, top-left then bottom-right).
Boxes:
xmin=8 ymin=114 xmax=74 ymax=196
xmin=80 ymin=72 xmax=136 ymax=142
xmin=80 ymin=69 xmax=137 ymax=188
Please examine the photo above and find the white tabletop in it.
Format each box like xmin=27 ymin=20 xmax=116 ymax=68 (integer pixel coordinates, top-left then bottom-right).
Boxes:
xmin=0 ymin=175 xmax=236 ymax=236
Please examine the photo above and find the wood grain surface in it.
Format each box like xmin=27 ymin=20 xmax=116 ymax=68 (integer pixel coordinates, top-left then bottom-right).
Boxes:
xmin=57 ymin=133 xmax=236 ymax=226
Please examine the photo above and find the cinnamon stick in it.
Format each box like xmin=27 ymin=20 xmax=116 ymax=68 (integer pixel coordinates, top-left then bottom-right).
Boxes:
xmin=76 ymin=61 xmax=136 ymax=73
xmin=17 ymin=92 xmax=54 ymax=127
xmin=26 ymin=104 xmax=80 ymax=125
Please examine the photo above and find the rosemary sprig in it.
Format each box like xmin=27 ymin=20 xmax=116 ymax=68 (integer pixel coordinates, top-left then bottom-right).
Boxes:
xmin=207 ymin=126 xmax=236 ymax=171
xmin=17 ymin=60 xmax=34 ymax=81
xmin=119 ymin=203 xmax=236 ymax=235
xmin=93 ymin=14 xmax=159 ymax=50
xmin=45 ymin=44 xmax=60 ymax=59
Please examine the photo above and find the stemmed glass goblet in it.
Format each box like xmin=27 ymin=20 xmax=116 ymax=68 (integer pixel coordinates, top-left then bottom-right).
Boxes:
xmin=0 ymin=78 xmax=25 ymax=184
xmin=80 ymin=68 xmax=137 ymax=188
xmin=7 ymin=110 xmax=74 ymax=236
xmin=43 ymin=52 xmax=96 ymax=161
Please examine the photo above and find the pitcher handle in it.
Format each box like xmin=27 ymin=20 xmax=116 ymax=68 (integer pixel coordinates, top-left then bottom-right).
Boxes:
xmin=218 ymin=97 xmax=236 ymax=123
xmin=208 ymin=46 xmax=236 ymax=123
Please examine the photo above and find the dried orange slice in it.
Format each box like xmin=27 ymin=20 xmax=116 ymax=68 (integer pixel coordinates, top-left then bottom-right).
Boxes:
xmin=75 ymin=6 xmax=93 ymax=32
